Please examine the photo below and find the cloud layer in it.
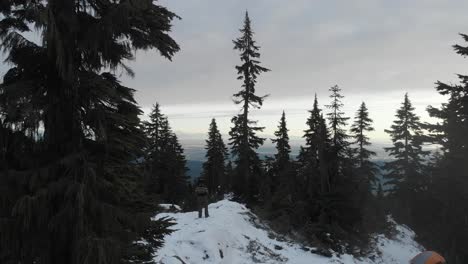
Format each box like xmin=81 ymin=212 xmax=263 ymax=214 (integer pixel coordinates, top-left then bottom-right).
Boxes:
xmin=117 ymin=0 xmax=468 ymax=143
xmin=122 ymin=0 xmax=468 ymax=108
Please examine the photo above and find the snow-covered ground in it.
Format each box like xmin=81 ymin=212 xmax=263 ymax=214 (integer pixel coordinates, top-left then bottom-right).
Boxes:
xmin=159 ymin=204 xmax=182 ymax=212
xmin=153 ymin=200 xmax=422 ymax=264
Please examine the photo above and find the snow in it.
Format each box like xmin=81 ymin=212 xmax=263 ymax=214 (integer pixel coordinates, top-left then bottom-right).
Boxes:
xmin=153 ymin=200 xmax=423 ymax=264
xmin=159 ymin=204 xmax=182 ymax=212
xmin=374 ymin=222 xmax=423 ymax=263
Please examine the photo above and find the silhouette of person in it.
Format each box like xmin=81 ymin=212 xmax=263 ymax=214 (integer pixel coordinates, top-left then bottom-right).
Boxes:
xmin=195 ymin=178 xmax=209 ymax=218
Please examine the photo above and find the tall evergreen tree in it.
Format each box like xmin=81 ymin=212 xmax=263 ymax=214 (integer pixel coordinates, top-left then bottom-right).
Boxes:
xmin=350 ymin=102 xmax=384 ymax=234
xmin=350 ymin=102 xmax=377 ymax=185
xmin=229 ymin=11 xmax=270 ymax=201
xmin=326 ymin=85 xmax=350 ymax=180
xmin=144 ymin=103 xmax=166 ymax=192
xmin=260 ymin=155 xmax=275 ymax=207
xmin=383 ymin=93 xmax=427 ymax=224
xmin=298 ymin=95 xmax=323 ymax=194
xmin=202 ymin=118 xmax=228 ymax=197
xmin=144 ymin=104 xmax=189 ymax=204
xmin=266 ymin=111 xmax=299 ymax=228
xmin=384 ymin=94 xmax=427 ymax=195
xmin=270 ymin=111 xmax=292 ymax=199
xmin=311 ymin=89 xmax=368 ymax=251
xmin=272 ymin=111 xmax=291 ymax=171
xmin=300 ymin=96 xmax=322 ymax=162
xmin=165 ymin=131 xmax=190 ymax=203
xmin=0 ymin=1 xmax=179 ymax=263
xmin=145 ymin=103 xmax=165 ymax=155
xmin=414 ymin=34 xmax=468 ymax=264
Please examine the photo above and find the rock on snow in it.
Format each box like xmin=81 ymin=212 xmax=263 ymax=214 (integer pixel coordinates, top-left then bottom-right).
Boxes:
xmin=153 ymin=200 xmax=422 ymax=264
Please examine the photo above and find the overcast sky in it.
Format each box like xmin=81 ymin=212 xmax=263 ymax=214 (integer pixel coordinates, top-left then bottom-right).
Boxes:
xmin=117 ymin=0 xmax=468 ymax=143
xmin=4 ymin=0 xmax=468 ymax=145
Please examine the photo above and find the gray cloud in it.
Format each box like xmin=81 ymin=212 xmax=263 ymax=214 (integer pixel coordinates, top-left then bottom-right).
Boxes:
xmin=118 ymin=0 xmax=468 ymax=110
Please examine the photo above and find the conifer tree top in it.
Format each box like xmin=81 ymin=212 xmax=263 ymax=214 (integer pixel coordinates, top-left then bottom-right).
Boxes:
xmin=232 ymin=11 xmax=270 ymax=109
xmin=326 ymin=85 xmax=350 ymax=147
xmin=385 ymin=93 xmax=423 ymax=143
xmin=272 ymin=111 xmax=291 ymax=163
xmin=351 ymin=102 xmax=374 ymax=140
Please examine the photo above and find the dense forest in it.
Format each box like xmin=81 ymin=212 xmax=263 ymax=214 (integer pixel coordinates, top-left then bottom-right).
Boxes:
xmin=0 ymin=1 xmax=467 ymax=264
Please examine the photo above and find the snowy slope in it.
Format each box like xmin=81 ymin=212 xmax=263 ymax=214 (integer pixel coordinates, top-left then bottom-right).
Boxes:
xmin=153 ymin=200 xmax=422 ymax=264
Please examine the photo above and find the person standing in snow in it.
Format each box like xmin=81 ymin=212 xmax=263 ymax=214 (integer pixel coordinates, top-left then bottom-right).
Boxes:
xmin=195 ymin=178 xmax=209 ymax=218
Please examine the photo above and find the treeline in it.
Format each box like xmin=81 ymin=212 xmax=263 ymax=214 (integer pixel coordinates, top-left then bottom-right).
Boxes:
xmin=195 ymin=13 xmax=468 ymax=262
xmin=190 ymin=12 xmax=383 ymax=254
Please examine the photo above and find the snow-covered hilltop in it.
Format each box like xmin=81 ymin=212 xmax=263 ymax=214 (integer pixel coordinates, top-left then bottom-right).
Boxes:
xmin=153 ymin=200 xmax=422 ymax=264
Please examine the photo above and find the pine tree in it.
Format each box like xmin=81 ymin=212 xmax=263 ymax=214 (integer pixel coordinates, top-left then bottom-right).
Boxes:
xmin=312 ymin=90 xmax=368 ymax=251
xmin=272 ymin=111 xmax=291 ymax=171
xmin=144 ymin=103 xmax=166 ymax=192
xmin=267 ymin=112 xmax=300 ymax=226
xmin=383 ymin=93 xmax=427 ymax=224
xmin=270 ymin=111 xmax=292 ymax=201
xmin=146 ymin=103 xmax=165 ymax=154
xmin=414 ymin=34 xmax=468 ymax=264
xmin=144 ymin=104 xmax=189 ymax=204
xmin=229 ymin=11 xmax=270 ymax=201
xmin=384 ymin=94 xmax=427 ymax=195
xmin=316 ymin=113 xmax=332 ymax=221
xmin=350 ymin=102 xmax=384 ymax=234
xmin=298 ymin=95 xmax=323 ymax=194
xmin=301 ymin=96 xmax=322 ymax=161
xmin=165 ymin=132 xmax=190 ymax=203
xmin=350 ymin=102 xmax=377 ymax=185
xmin=260 ymin=156 xmax=275 ymax=207
xmin=202 ymin=118 xmax=228 ymax=197
xmin=0 ymin=1 xmax=179 ymax=263
xmin=326 ymin=85 xmax=350 ymax=180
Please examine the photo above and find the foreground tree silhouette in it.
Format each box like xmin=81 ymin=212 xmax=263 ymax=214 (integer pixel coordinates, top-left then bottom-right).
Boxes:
xmin=229 ymin=11 xmax=270 ymax=201
xmin=0 ymin=1 xmax=179 ymax=263
xmin=413 ymin=34 xmax=468 ymax=264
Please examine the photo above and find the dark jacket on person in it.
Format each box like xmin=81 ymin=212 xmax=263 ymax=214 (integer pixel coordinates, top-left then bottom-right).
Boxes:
xmin=195 ymin=184 xmax=209 ymax=218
